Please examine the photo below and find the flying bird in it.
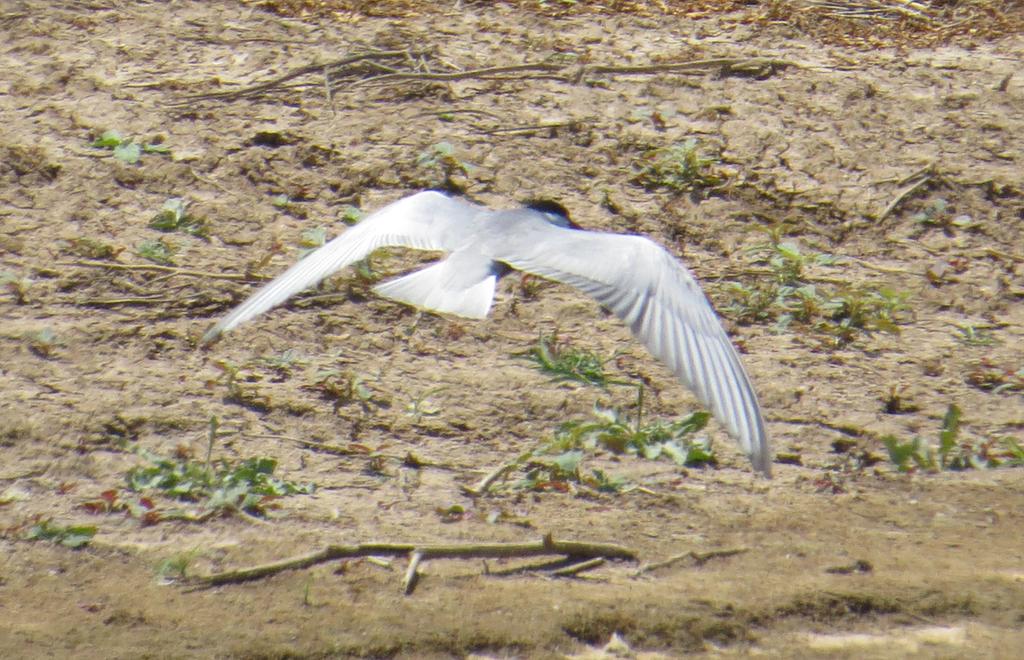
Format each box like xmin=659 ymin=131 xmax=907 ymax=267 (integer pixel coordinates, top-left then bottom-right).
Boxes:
xmin=201 ymin=191 xmax=771 ymax=476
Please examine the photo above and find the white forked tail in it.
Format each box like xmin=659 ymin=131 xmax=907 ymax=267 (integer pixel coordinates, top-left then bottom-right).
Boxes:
xmin=372 ymin=260 xmax=497 ymax=320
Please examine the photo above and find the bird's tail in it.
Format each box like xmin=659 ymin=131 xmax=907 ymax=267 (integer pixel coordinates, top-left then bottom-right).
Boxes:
xmin=372 ymin=258 xmax=497 ymax=320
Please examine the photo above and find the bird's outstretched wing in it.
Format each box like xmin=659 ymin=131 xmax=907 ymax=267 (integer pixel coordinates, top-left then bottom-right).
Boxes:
xmin=201 ymin=191 xmax=482 ymax=345
xmin=486 ymin=223 xmax=771 ymax=476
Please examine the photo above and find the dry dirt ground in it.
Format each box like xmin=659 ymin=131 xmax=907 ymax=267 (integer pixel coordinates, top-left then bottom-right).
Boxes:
xmin=2 ymin=1 xmax=1023 ymax=658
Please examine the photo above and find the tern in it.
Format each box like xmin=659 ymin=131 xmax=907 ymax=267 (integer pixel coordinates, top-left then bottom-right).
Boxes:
xmin=201 ymin=191 xmax=771 ymax=476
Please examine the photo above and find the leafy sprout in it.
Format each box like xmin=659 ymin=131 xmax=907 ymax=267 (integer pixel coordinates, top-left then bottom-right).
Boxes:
xmin=136 ymin=237 xmax=177 ymax=265
xmin=90 ymin=129 xmax=169 ymax=165
xmin=524 ymin=334 xmax=626 ymax=389
xmin=416 ymin=141 xmax=474 ymax=190
xmin=123 ymin=451 xmax=315 ymax=519
xmin=953 ymin=324 xmax=1000 ymax=347
xmin=24 ymin=519 xmax=96 ymax=549
xmin=149 ymin=198 xmax=208 ymax=239
xmin=883 ymin=404 xmax=1018 ymax=473
xmin=25 ymin=327 xmax=60 ymax=358
xmin=510 ymin=335 xmax=716 ymax=493
xmin=298 ymin=226 xmax=328 ymax=258
xmin=339 ymin=204 xmax=364 ymax=226
xmin=1 ymin=271 xmax=31 ymax=304
xmin=631 ymin=138 xmax=724 ymax=195
xmin=723 ymin=238 xmax=909 ymax=346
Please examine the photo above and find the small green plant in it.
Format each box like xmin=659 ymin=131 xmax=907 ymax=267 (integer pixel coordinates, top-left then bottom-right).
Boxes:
xmin=416 ymin=141 xmax=474 ymax=190
xmin=723 ymin=238 xmax=909 ymax=346
xmin=299 ymin=226 xmax=328 ymax=257
xmin=1004 ymin=439 xmax=1024 ymax=467
xmin=68 ymin=237 xmax=120 ymax=260
xmin=2 ymin=271 xmax=32 ymax=304
xmin=306 ymin=368 xmax=376 ymax=413
xmin=83 ymin=416 xmax=312 ymax=523
xmin=339 ymin=204 xmax=364 ymax=226
xmin=913 ymin=198 xmax=977 ymax=235
xmin=136 ymin=237 xmax=177 ymax=265
xmin=883 ymin=404 xmax=1013 ymax=472
xmin=507 ymin=334 xmax=717 ymax=492
xmin=123 ymin=451 xmax=314 ymax=519
xmin=211 ymin=360 xmax=272 ymax=411
xmin=25 ymin=327 xmax=60 ymax=358
xmin=405 ymin=386 xmax=444 ymax=422
xmin=966 ymin=359 xmax=1023 ymax=394
xmin=24 ymin=519 xmax=96 ymax=549
xmin=90 ymin=129 xmax=169 ymax=165
xmin=548 ymin=404 xmax=713 ymax=466
xmin=149 ymin=198 xmax=208 ymax=238
xmin=499 ymin=377 xmax=713 ymax=494
xmin=156 ymin=548 xmax=200 ymax=581
xmin=524 ymin=334 xmax=624 ymax=389
xmin=631 ymin=138 xmax=724 ymax=195
xmin=953 ymin=324 xmax=1000 ymax=347
xmin=258 ymin=349 xmax=308 ymax=380
xmin=124 ymin=452 xmax=307 ymax=515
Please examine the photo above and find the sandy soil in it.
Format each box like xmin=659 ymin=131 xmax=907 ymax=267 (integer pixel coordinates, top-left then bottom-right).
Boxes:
xmin=1 ymin=1 xmax=1023 ymax=657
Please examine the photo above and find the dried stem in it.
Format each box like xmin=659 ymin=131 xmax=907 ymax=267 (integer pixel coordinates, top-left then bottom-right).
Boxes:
xmin=194 ymin=534 xmax=637 ymax=593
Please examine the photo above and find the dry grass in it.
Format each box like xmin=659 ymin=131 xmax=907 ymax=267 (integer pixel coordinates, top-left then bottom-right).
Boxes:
xmin=244 ymin=0 xmax=1024 ymax=47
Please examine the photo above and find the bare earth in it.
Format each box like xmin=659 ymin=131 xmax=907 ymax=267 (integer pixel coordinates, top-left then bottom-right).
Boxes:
xmin=1 ymin=1 xmax=1023 ymax=658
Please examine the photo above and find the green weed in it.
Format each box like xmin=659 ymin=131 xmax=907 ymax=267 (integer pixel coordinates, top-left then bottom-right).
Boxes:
xmin=913 ymin=197 xmax=977 ymax=235
xmin=68 ymin=237 xmax=121 ymax=260
xmin=149 ymin=198 xmax=208 ymax=239
xmin=723 ymin=239 xmax=909 ymax=346
xmin=136 ymin=237 xmax=177 ymax=265
xmin=416 ymin=141 xmax=474 ymax=190
xmin=24 ymin=518 xmax=96 ymax=549
xmin=524 ymin=334 xmax=625 ymax=389
xmin=405 ymin=386 xmax=444 ymax=423
xmin=1 ymin=271 xmax=32 ymax=304
xmin=506 ymin=404 xmax=713 ymax=493
xmin=631 ymin=138 xmax=724 ymax=195
xmin=82 ymin=415 xmax=312 ymax=523
xmin=339 ymin=204 xmax=364 ymax=226
xmin=156 ymin=548 xmax=201 ymax=581
xmin=953 ymin=324 xmax=1000 ymax=347
xmin=510 ymin=335 xmax=716 ymax=492
xmin=126 ymin=453 xmax=313 ymax=515
xmin=883 ymin=404 xmax=1016 ymax=472
xmin=966 ymin=359 xmax=1023 ymax=394
xmin=90 ymin=129 xmax=169 ymax=165
xmin=25 ymin=327 xmax=60 ymax=358
xmin=307 ymin=368 xmax=377 ymax=413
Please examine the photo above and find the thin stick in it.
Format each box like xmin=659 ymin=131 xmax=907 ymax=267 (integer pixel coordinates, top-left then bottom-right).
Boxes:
xmin=195 ymin=535 xmax=637 ymax=587
xmin=550 ymin=557 xmax=605 ymax=577
xmin=402 ymin=551 xmax=423 ymax=595
xmin=61 ymin=260 xmax=265 ymax=282
xmin=589 ymin=57 xmax=794 ymax=76
xmin=634 ymin=547 xmax=748 ymax=575
xmin=80 ymin=296 xmax=174 ymax=306
xmin=174 ymin=50 xmax=425 ymax=103
xmin=351 ymin=62 xmax=564 ymax=87
xmin=460 ymin=457 xmax=522 ymax=496
xmin=877 ymin=172 xmax=934 ymax=222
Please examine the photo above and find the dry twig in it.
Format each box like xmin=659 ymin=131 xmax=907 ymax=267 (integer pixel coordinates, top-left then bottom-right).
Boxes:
xmin=195 ymin=534 xmax=636 ymax=594
xmin=174 ymin=53 xmax=797 ymax=105
xmin=62 ymin=260 xmax=266 ymax=282
xmin=634 ymin=547 xmax=749 ymax=576
xmin=876 ymin=166 xmax=936 ymax=222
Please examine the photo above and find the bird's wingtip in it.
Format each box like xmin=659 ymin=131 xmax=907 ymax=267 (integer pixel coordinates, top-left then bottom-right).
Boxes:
xmin=198 ymin=326 xmax=223 ymax=348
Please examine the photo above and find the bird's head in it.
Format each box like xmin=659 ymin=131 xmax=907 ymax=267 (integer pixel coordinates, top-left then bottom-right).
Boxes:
xmin=524 ymin=199 xmax=581 ymax=229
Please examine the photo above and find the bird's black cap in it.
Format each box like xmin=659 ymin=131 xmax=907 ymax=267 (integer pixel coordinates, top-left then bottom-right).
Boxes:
xmin=523 ymin=199 xmax=580 ymax=229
